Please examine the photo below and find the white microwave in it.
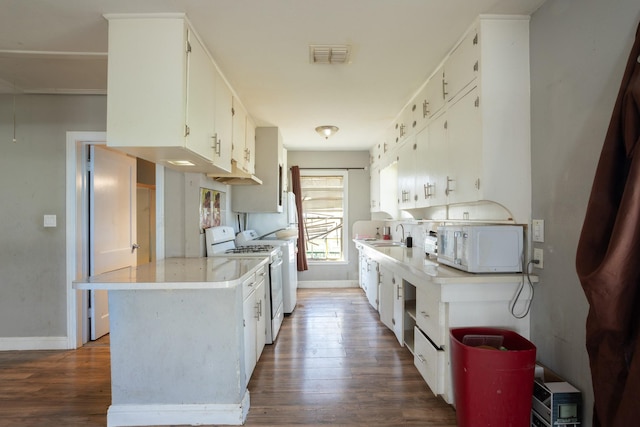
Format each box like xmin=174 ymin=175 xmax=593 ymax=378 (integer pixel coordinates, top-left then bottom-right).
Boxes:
xmin=437 ymin=225 xmax=523 ymax=273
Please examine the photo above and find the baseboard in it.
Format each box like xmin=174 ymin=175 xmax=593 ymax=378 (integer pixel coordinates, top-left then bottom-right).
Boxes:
xmin=107 ymin=391 xmax=250 ymax=426
xmin=297 ymin=280 xmax=359 ymax=289
xmin=0 ymin=336 xmax=69 ymax=351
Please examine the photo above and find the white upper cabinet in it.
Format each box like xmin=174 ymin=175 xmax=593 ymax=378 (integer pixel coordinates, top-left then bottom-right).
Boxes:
xmin=232 ymin=98 xmax=257 ymax=175
xmin=105 ymin=14 xmax=232 ymax=174
xmin=388 ymin=15 xmax=531 ymax=223
xmin=443 ymin=27 xmax=479 ymax=103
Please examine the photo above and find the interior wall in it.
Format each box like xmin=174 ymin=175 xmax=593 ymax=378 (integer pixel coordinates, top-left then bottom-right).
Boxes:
xmin=164 ymin=171 xmax=232 ymax=258
xmin=0 ymin=94 xmax=106 ymax=339
xmin=287 ymin=151 xmax=370 ymax=284
xmin=529 ymin=1 xmax=640 ymax=424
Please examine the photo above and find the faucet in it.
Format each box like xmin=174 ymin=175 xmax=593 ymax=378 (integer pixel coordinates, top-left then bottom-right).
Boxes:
xmin=396 ymin=224 xmax=405 ymax=243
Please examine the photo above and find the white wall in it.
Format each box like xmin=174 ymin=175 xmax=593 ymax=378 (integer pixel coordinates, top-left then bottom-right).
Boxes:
xmin=529 ymin=1 xmax=640 ymax=424
xmin=0 ymin=94 xmax=106 ymax=343
xmin=287 ymin=151 xmax=371 ymax=285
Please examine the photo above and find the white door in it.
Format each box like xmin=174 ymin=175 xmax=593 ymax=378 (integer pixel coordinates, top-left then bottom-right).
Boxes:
xmin=89 ymin=145 xmax=137 ymax=340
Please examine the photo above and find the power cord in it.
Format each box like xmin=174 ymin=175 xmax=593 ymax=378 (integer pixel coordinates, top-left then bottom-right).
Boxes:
xmin=510 ymin=258 xmax=537 ymax=319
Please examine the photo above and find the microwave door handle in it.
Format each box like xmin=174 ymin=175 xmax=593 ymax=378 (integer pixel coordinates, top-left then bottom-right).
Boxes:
xmin=453 ymin=231 xmax=461 ymax=265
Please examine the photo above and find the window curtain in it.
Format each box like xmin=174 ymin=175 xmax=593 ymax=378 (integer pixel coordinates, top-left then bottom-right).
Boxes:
xmin=576 ymin=20 xmax=640 ymax=427
xmin=290 ymin=166 xmax=308 ymax=271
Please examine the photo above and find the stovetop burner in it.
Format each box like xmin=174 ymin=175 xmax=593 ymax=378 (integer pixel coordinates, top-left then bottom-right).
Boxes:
xmin=225 ymin=245 xmax=274 ymax=254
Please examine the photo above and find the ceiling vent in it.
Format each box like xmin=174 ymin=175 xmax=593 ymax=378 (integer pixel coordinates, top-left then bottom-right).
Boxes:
xmin=309 ymin=45 xmax=351 ymax=64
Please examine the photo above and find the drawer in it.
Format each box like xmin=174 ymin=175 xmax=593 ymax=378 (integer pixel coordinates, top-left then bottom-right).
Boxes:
xmin=416 ymin=285 xmax=445 ymax=347
xmin=414 ymin=326 xmax=445 ymax=395
xmin=242 ymin=272 xmax=257 ymax=300
xmin=255 ymin=265 xmax=267 ymax=286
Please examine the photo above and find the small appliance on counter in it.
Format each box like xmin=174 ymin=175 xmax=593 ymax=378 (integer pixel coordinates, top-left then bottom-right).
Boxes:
xmin=437 ymin=225 xmax=523 ymax=273
xmin=424 ymin=233 xmax=438 ymax=256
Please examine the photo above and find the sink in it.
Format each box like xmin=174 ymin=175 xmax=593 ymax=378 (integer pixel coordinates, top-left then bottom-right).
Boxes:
xmin=371 ymin=242 xmax=405 ymax=247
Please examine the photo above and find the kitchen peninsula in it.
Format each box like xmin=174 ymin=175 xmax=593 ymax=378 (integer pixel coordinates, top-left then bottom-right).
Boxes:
xmin=74 ymin=257 xmax=269 ymax=427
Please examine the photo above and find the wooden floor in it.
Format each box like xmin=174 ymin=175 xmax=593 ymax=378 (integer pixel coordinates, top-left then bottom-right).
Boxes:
xmin=0 ymin=288 xmax=457 ymax=426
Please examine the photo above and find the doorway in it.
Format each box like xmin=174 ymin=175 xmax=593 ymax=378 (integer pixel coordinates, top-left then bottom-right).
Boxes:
xmin=65 ymin=132 xmax=163 ymax=349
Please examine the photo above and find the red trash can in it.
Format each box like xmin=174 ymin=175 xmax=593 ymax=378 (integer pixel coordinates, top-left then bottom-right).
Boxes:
xmin=450 ymin=327 xmax=536 ymax=427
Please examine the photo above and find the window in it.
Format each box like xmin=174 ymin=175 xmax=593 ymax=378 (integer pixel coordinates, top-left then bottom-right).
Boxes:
xmin=300 ymin=170 xmax=348 ymax=262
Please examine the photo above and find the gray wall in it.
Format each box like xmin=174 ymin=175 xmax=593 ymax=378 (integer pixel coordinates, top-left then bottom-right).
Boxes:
xmin=0 ymin=94 xmax=106 ymax=338
xmin=530 ymin=1 xmax=640 ymax=424
xmin=287 ymin=151 xmax=371 ymax=284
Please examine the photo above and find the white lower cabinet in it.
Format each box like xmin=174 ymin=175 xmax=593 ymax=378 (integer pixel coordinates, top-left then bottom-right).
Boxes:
xmin=378 ymin=264 xmax=395 ymax=332
xmin=243 ymin=265 xmax=267 ymax=387
xmin=356 ymin=242 xmax=532 ymax=405
xmin=414 ymin=326 xmax=445 ymax=395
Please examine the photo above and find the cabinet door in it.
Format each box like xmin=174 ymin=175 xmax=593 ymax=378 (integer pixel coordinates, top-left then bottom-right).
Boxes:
xmin=243 ymin=289 xmax=257 ymax=387
xmin=392 ymin=279 xmax=404 ymax=345
xmin=379 ymin=161 xmax=398 ymax=218
xmin=444 ymin=28 xmax=479 ymax=102
xmin=423 ymin=65 xmax=446 ymax=120
xmin=231 ymin=97 xmax=247 ymax=169
xmin=414 ymin=127 xmax=430 ymax=207
xmin=186 ymin=31 xmax=216 ymax=162
xmin=255 ymin=279 xmax=266 ymax=360
xmin=378 ymin=265 xmax=395 ymax=331
xmin=370 ymin=164 xmax=380 ymax=212
xmin=447 ymin=86 xmax=481 ymax=204
xmin=245 ymin=115 xmax=256 ymax=175
xmin=366 ymin=258 xmax=379 ymax=310
xmin=416 ymin=285 xmax=444 ymax=347
xmin=426 ymin=111 xmax=449 ymax=206
xmin=396 ymin=136 xmax=417 ymax=210
xmin=213 ymin=69 xmax=233 ymax=171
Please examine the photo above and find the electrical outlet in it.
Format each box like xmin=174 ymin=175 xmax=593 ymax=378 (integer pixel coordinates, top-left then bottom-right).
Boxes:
xmin=532 ymin=219 xmax=545 ymax=242
xmin=533 ymin=248 xmax=544 ymax=269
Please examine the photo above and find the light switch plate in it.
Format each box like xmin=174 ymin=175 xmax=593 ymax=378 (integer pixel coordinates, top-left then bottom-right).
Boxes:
xmin=44 ymin=214 xmax=57 ymax=228
xmin=532 ymin=219 xmax=544 ymax=243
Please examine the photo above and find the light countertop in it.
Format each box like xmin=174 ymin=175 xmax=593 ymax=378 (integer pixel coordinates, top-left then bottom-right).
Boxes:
xmin=73 ymin=256 xmax=269 ymax=291
xmin=354 ymin=239 xmax=535 ymax=285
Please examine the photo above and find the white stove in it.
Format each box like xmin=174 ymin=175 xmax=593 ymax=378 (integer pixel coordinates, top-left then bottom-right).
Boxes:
xmin=205 ymin=226 xmax=284 ymax=344
xmin=235 ymin=230 xmax=298 ymax=314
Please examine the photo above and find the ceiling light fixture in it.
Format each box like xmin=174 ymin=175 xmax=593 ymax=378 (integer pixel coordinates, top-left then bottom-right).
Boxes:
xmin=315 ymin=125 xmax=339 ymax=139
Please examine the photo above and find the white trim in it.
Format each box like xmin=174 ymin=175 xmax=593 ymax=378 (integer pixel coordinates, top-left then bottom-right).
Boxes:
xmin=297 ymin=280 xmax=359 ymax=289
xmin=66 ymin=132 xmax=166 ymax=349
xmin=0 ymin=337 xmax=68 ymax=351
xmin=299 ymin=169 xmax=349 ymax=263
xmin=107 ymin=391 xmax=250 ymax=427
xmin=66 ymin=132 xmax=106 ymax=349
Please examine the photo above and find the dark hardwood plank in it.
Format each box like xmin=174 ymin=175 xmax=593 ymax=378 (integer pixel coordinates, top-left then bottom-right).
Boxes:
xmin=0 ymin=288 xmax=457 ymax=426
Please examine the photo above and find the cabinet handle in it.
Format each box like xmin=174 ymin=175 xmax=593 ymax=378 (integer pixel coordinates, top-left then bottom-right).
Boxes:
xmin=474 ymin=96 xmax=480 ymax=108
xmin=418 ymin=354 xmax=427 ymax=364
xmin=421 ymin=310 xmax=430 ymax=318
xmin=475 ymin=178 xmax=481 ymax=190
xmin=442 ymin=79 xmax=448 ymax=99
xmin=396 ymin=285 xmax=402 ymax=300
xmin=473 ymin=33 xmax=478 ymax=45
xmin=400 ymin=123 xmax=406 ymax=137
xmin=424 ymin=183 xmax=433 ymax=198
xmin=384 ymin=142 xmax=388 ymax=153
xmin=423 ymin=100 xmax=430 ymax=118
xmin=185 ymin=125 xmax=190 ymax=137
xmin=445 ymin=176 xmax=455 ymax=196
xmin=215 ymin=138 xmax=221 ymax=156
xmin=473 ymin=61 xmax=479 ymax=72
xmin=255 ymin=302 xmax=260 ymax=319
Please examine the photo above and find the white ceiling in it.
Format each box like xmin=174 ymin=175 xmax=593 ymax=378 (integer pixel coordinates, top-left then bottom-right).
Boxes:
xmin=0 ymin=0 xmax=546 ymax=151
